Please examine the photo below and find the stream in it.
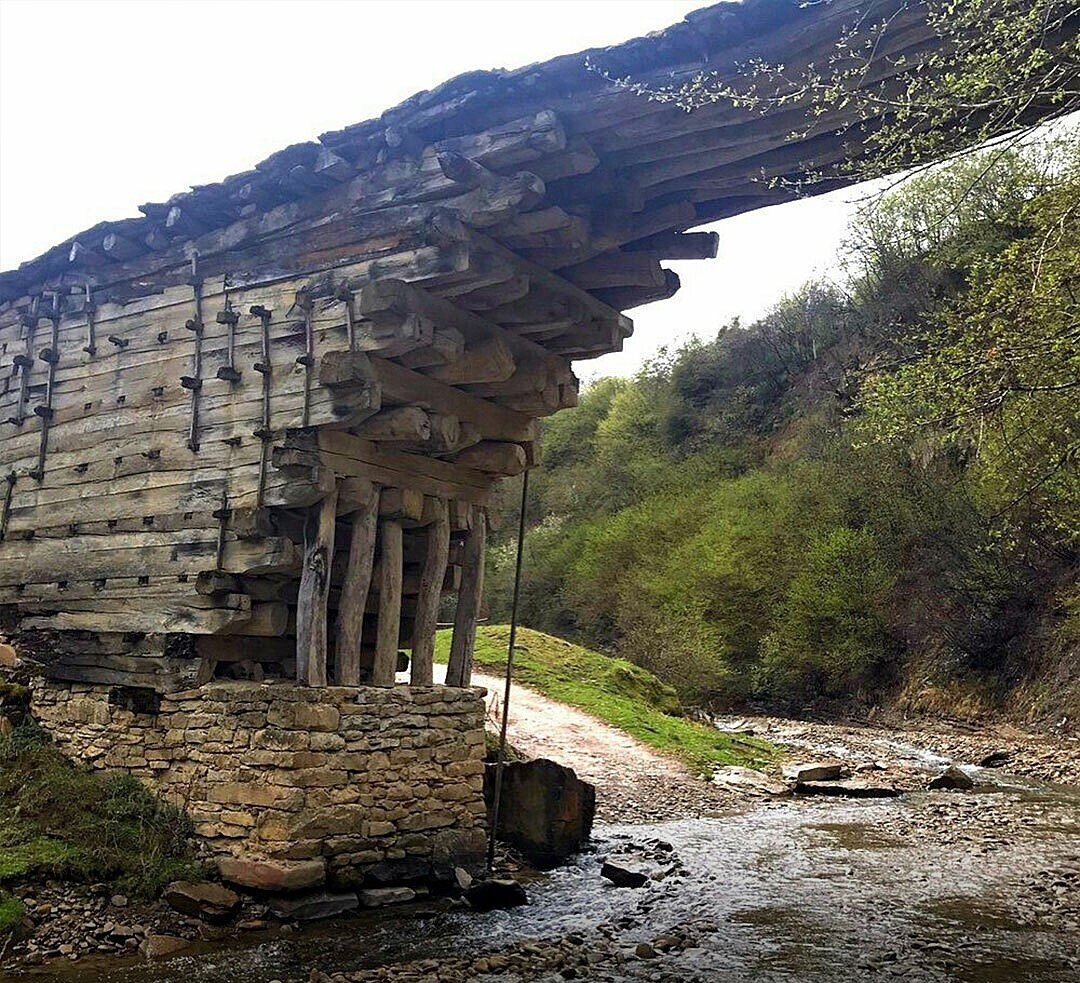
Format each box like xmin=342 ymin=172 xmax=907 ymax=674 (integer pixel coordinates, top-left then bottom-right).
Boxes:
xmin=23 ymin=768 xmax=1080 ymax=983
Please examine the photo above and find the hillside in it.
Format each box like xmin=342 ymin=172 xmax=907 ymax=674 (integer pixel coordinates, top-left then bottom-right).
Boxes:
xmin=434 ymin=626 xmax=774 ymax=773
xmin=484 ymin=142 xmax=1080 ymax=724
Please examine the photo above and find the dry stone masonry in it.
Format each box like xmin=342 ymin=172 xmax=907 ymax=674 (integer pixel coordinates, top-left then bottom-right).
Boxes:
xmin=31 ymin=679 xmax=488 ymax=889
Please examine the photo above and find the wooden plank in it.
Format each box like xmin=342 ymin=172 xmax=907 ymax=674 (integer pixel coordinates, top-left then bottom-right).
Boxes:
xmin=410 ymin=498 xmax=450 ymax=686
xmin=295 ymin=483 xmax=338 ymax=686
xmin=370 ymin=357 xmax=536 ymax=443
xmin=335 ymin=479 xmax=378 ymax=685
xmin=445 ymin=506 xmax=485 ymax=687
xmin=372 ymin=515 xmax=403 ymax=686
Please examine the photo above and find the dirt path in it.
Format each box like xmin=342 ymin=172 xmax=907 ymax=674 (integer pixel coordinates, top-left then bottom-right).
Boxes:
xmin=431 ymin=666 xmax=739 ymax=823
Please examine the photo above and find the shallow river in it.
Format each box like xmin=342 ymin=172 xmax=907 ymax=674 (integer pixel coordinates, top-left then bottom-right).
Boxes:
xmin=27 ymin=772 xmax=1080 ymax=983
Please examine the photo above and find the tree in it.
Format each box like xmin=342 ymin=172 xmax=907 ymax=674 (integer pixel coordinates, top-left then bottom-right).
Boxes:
xmin=588 ymin=0 xmax=1080 ymax=187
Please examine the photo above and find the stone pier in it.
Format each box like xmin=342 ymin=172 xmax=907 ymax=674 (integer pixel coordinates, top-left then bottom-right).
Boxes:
xmin=30 ymin=680 xmax=488 ymax=891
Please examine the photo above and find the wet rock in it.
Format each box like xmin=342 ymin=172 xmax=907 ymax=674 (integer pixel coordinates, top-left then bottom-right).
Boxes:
xmin=929 ymin=765 xmax=975 ymax=791
xmin=270 ymin=890 xmax=358 ymax=921
xmin=795 ymin=779 xmax=902 ymax=799
xmin=600 ymin=859 xmax=649 ymax=888
xmin=218 ymin=857 xmax=325 ymax=892
xmin=358 ymin=887 xmax=416 ymax=908
xmin=712 ymin=765 xmax=788 ymax=796
xmin=453 ymin=867 xmax=473 ymax=891
xmin=486 ymin=758 xmax=595 ymax=868
xmin=163 ymin=881 xmax=240 ymax=922
xmin=140 ymin=934 xmax=188 ymax=959
xmin=782 ymin=761 xmax=847 ymax=783
xmin=464 ymin=878 xmax=528 ymax=912
xmin=979 ymin=749 xmax=1012 ymax=768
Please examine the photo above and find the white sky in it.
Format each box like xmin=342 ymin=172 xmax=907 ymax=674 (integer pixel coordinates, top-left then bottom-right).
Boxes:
xmin=0 ymin=0 xmax=868 ymax=380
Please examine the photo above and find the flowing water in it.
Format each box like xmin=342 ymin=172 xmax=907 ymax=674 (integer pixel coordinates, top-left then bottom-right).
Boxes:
xmin=25 ymin=774 xmax=1080 ymax=983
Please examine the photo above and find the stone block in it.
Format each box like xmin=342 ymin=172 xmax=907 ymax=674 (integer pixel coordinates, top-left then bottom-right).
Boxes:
xmin=218 ymin=857 xmax=326 ymax=892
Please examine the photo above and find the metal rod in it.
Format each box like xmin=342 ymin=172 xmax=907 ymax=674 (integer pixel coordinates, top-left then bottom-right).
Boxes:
xmin=251 ymin=304 xmax=274 ymax=507
xmin=337 ymin=284 xmax=357 ymax=352
xmin=0 ymin=473 xmax=15 ymax=541
xmin=82 ymin=283 xmax=97 ymax=356
xmin=213 ymin=488 xmax=230 ymax=570
xmin=185 ymin=255 xmax=204 ymax=452
xmin=12 ymin=297 xmax=39 ymax=426
xmin=31 ymin=295 xmax=61 ymax=481
xmin=297 ymin=290 xmax=315 ymax=428
xmin=486 ymin=467 xmax=530 ymax=874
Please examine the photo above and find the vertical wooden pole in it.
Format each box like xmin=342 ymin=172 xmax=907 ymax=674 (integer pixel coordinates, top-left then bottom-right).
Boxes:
xmin=296 ymin=482 xmax=338 ymax=687
xmin=336 ymin=480 xmax=379 ymax=685
xmin=446 ymin=505 xmax=486 ymax=687
xmin=372 ymin=516 xmax=403 ymax=687
xmin=411 ymin=498 xmax=450 ymax=686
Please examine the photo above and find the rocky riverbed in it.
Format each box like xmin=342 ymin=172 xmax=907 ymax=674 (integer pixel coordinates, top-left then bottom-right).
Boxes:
xmin=3 ymin=713 xmax=1078 ymax=982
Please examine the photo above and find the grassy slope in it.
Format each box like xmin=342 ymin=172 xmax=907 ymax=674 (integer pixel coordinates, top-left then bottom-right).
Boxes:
xmin=435 ymin=625 xmax=775 ymax=774
xmin=0 ymin=725 xmax=200 ymax=924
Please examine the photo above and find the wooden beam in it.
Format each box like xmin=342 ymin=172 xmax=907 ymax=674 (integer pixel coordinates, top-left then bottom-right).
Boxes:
xmin=454 ymin=441 xmax=527 ymax=476
xmin=372 ymin=514 xmax=403 ymax=687
xmin=411 ymin=498 xmax=450 ymax=686
xmin=335 ymin=479 xmax=377 ymax=685
xmin=296 ymin=482 xmax=338 ymax=686
xmin=446 ymin=506 xmax=485 ymax=687
xmin=353 ymin=406 xmax=432 ymax=442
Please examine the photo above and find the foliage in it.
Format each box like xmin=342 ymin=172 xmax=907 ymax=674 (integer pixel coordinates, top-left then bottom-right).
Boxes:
xmin=0 ymin=726 xmax=200 ymax=897
xmin=587 ymin=0 xmax=1080 ymax=187
xmin=486 ymin=142 xmax=1077 ymax=714
xmin=0 ymin=893 xmax=24 ymax=934
xmin=433 ymin=626 xmax=776 ymax=774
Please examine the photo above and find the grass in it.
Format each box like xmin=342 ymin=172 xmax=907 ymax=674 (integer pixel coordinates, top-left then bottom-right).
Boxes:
xmin=0 ymin=725 xmax=200 ymax=898
xmin=435 ymin=625 xmax=777 ymax=774
xmin=0 ymin=893 xmax=24 ymax=933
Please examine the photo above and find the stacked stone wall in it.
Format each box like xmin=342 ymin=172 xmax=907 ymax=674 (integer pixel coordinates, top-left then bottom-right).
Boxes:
xmin=30 ymin=680 xmax=488 ymax=890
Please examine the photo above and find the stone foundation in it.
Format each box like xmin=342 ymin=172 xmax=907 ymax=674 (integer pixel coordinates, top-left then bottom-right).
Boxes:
xmin=30 ymin=679 xmax=488 ymax=890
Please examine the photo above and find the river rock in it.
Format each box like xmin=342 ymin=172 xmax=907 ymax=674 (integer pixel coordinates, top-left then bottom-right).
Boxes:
xmin=783 ymin=761 xmax=847 ymax=783
xmin=358 ymin=887 xmax=416 ymax=908
xmin=929 ymin=765 xmax=975 ymax=791
xmin=218 ymin=857 xmax=325 ymax=892
xmin=270 ymin=890 xmax=358 ymax=921
xmin=795 ymin=779 xmax=901 ymax=799
xmin=465 ymin=878 xmax=528 ymax=911
xmin=141 ymin=934 xmax=188 ymax=959
xmin=163 ymin=881 xmax=240 ymax=922
xmin=712 ymin=765 xmax=788 ymax=796
xmin=601 ymin=859 xmax=649 ymax=888
xmin=485 ymin=758 xmax=595 ymax=869
xmin=979 ymin=749 xmax=1012 ymax=768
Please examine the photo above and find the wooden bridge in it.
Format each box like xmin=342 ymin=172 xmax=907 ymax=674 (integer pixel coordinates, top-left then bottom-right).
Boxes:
xmin=0 ymin=0 xmax=1027 ymax=693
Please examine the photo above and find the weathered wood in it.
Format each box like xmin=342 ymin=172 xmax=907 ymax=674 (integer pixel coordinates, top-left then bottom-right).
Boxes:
xmin=335 ymin=479 xmax=378 ymax=685
xmin=445 ymin=506 xmax=485 ymax=687
xmin=454 ymin=441 xmax=527 ymax=475
xmin=353 ymin=406 xmax=431 ymax=442
xmin=372 ymin=514 xmax=403 ymax=687
xmin=295 ymin=482 xmax=338 ymax=686
xmin=411 ymin=498 xmax=450 ymax=686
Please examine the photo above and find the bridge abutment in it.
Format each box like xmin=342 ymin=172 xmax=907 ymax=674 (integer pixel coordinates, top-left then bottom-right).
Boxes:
xmin=30 ymin=678 xmax=488 ymax=891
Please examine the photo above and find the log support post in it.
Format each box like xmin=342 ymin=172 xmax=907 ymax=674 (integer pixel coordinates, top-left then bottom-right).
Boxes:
xmin=411 ymin=498 xmax=450 ymax=686
xmin=336 ymin=479 xmax=379 ymax=684
xmin=446 ymin=505 xmax=486 ymax=687
xmin=296 ymin=481 xmax=338 ymax=687
xmin=372 ymin=510 xmax=403 ymax=687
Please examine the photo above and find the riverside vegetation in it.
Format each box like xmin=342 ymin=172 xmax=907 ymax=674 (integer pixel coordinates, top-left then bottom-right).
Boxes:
xmin=485 ymin=140 xmax=1080 ymax=721
xmin=0 ymin=722 xmax=199 ymax=935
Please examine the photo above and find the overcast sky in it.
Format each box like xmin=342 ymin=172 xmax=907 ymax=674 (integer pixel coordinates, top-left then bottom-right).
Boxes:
xmin=0 ymin=0 xmax=870 ymax=379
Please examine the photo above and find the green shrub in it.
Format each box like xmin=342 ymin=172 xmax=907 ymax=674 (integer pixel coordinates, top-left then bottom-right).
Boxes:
xmin=0 ymin=726 xmax=199 ymax=897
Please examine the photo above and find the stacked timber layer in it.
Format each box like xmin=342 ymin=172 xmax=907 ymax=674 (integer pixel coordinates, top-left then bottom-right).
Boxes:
xmin=0 ymin=0 xmax=1045 ymax=690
